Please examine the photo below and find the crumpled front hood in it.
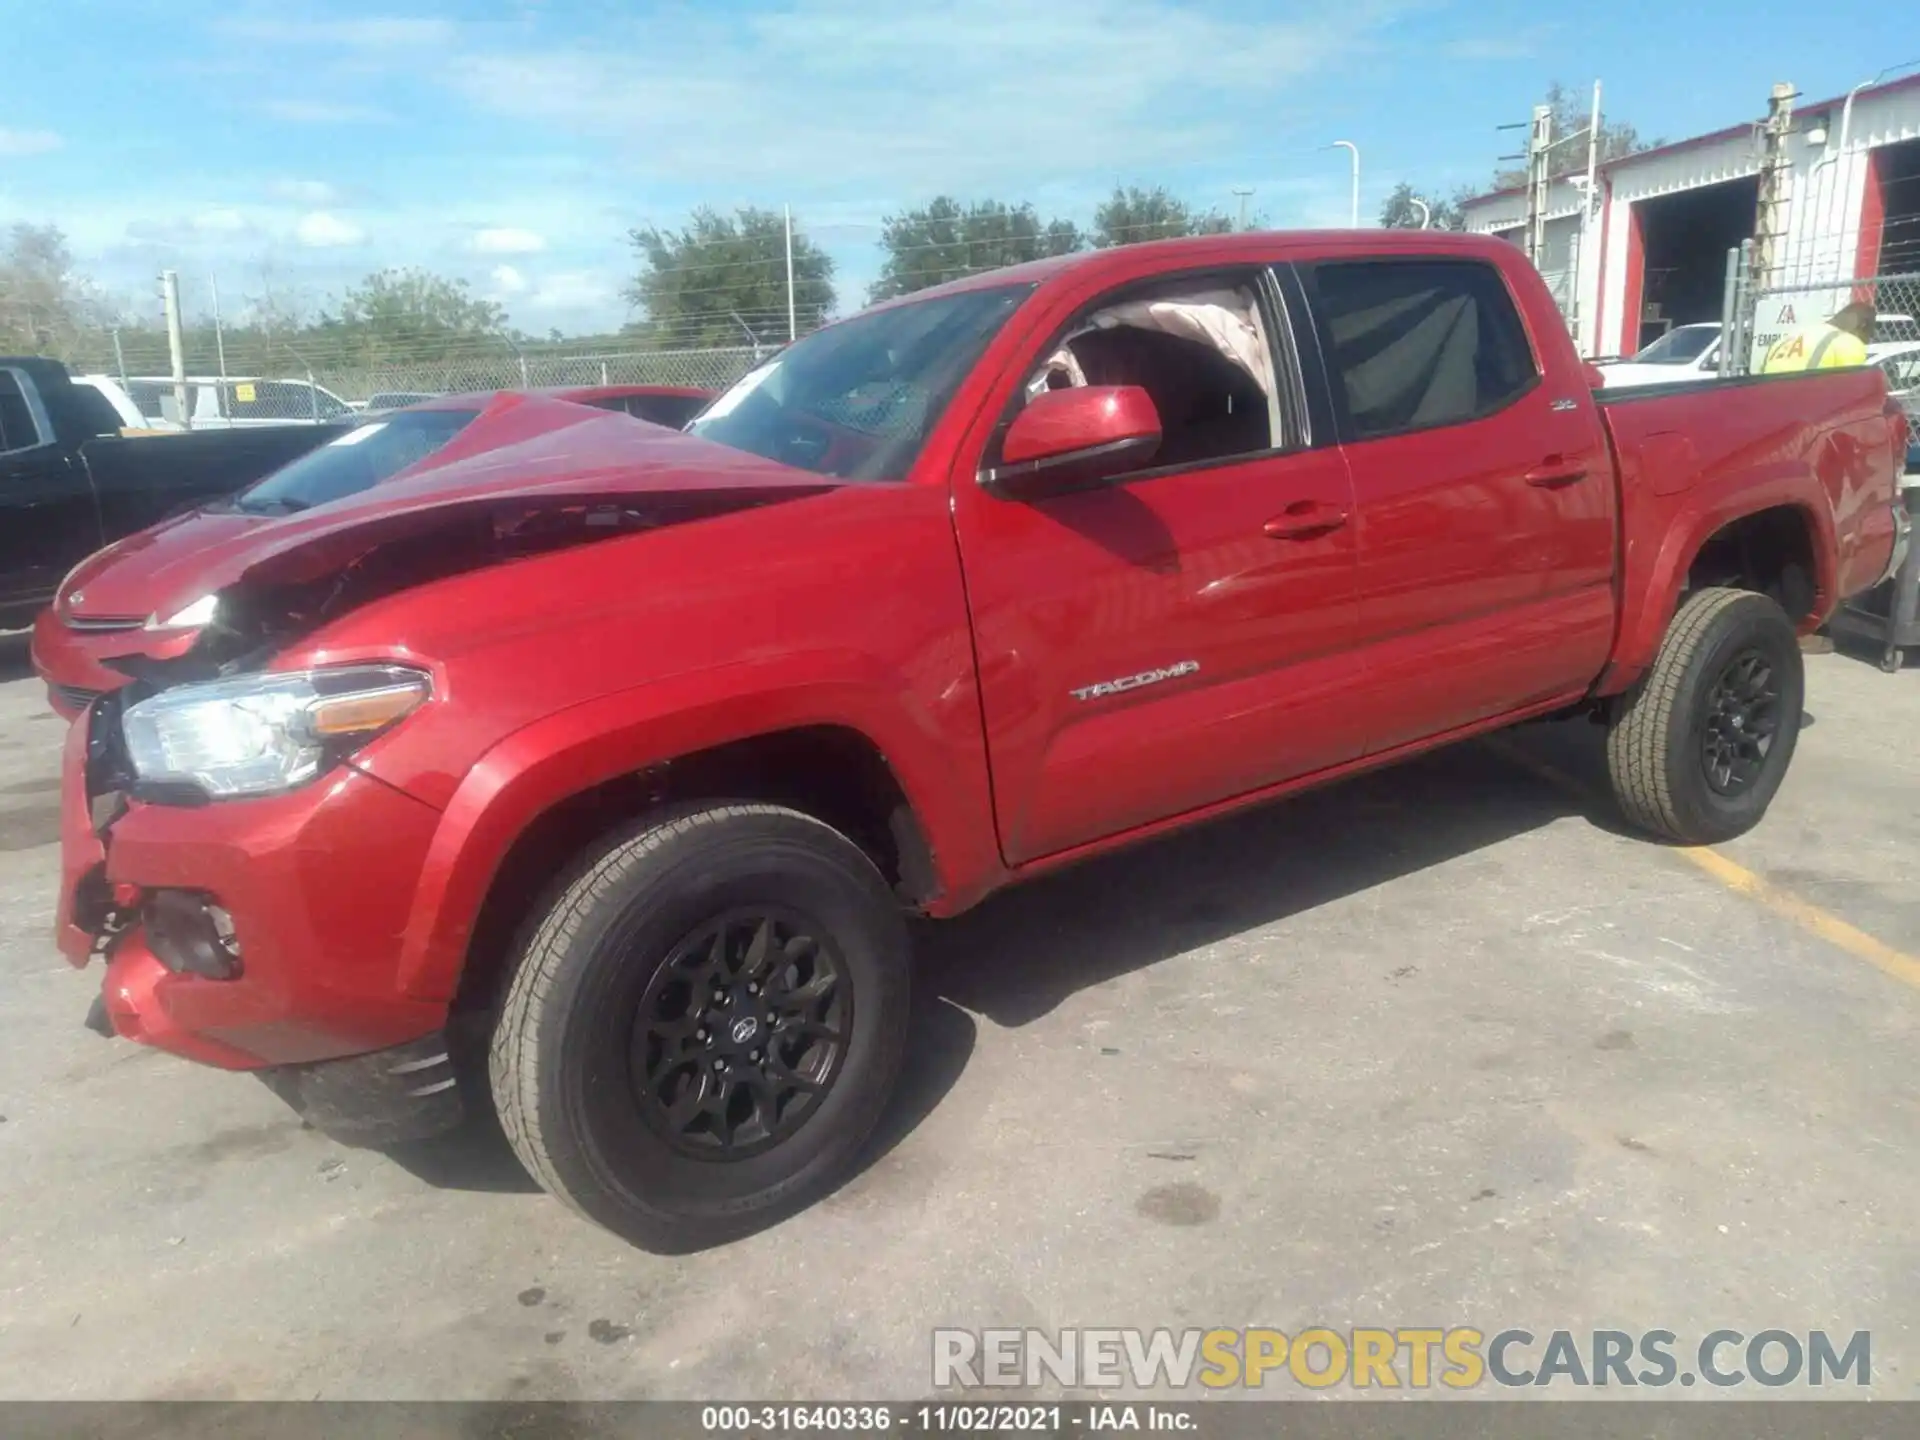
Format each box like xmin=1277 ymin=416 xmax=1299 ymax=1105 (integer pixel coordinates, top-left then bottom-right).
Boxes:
xmin=89 ymin=396 xmax=845 ymax=627
xmin=60 ymin=508 xmax=276 ymax=621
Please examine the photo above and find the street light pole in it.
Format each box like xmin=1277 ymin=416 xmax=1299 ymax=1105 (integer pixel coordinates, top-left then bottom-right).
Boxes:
xmin=1326 ymin=141 xmax=1360 ymax=226
xmin=1410 ymin=197 xmax=1431 ymax=229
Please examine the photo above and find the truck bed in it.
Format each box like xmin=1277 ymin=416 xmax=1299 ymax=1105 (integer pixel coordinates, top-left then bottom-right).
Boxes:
xmin=1597 ymin=366 xmax=1905 ymax=676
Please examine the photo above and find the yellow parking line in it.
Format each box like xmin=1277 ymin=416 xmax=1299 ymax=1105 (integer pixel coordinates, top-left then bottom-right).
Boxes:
xmin=1481 ymin=737 xmax=1920 ymax=992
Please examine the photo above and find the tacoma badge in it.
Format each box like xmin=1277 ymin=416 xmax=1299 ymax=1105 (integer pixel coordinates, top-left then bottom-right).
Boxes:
xmin=1070 ymin=660 xmax=1200 ymax=702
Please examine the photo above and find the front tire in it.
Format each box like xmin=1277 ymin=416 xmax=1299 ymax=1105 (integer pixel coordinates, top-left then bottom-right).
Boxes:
xmin=1605 ymin=587 xmax=1804 ymax=845
xmin=489 ymin=803 xmax=911 ymax=1252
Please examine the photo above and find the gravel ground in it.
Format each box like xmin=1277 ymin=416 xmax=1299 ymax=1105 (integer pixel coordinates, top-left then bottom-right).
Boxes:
xmin=0 ymin=630 xmax=1916 ymax=1401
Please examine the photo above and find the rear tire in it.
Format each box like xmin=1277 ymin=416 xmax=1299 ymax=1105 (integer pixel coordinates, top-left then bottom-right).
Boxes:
xmin=1605 ymin=587 xmax=1804 ymax=845
xmin=489 ymin=803 xmax=911 ymax=1252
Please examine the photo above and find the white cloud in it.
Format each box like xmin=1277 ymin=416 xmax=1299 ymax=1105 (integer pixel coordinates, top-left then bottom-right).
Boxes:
xmin=272 ymin=179 xmax=339 ymax=204
xmin=295 ymin=211 xmax=366 ymax=247
xmin=192 ymin=208 xmax=249 ymax=233
xmin=438 ymin=0 xmax=1401 ymax=191
xmin=490 ymin=264 xmax=529 ymax=294
xmin=0 ymin=127 xmax=63 ymax=156
xmin=532 ymin=270 xmax=615 ymax=311
xmin=259 ymin=99 xmax=390 ymax=125
xmin=472 ymin=227 xmax=547 ymax=255
xmin=1442 ymin=33 xmax=1546 ymax=61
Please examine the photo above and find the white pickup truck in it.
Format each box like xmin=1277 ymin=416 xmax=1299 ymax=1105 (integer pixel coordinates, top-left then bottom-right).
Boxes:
xmin=121 ymin=376 xmax=355 ymax=429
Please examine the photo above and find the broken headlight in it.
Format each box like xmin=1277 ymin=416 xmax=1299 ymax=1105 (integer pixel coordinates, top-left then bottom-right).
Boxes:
xmin=121 ymin=665 xmax=431 ymax=799
xmin=144 ymin=593 xmax=219 ymax=632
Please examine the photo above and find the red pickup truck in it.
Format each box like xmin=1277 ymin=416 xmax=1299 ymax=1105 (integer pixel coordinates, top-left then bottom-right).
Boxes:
xmin=54 ymin=231 xmax=1907 ymax=1251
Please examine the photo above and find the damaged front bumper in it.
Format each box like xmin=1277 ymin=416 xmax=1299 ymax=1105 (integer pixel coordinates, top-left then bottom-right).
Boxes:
xmin=57 ymin=695 xmax=464 ymax=1145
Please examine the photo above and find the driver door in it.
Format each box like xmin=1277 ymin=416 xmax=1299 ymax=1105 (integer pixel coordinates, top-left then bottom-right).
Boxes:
xmin=948 ymin=265 xmax=1367 ymax=865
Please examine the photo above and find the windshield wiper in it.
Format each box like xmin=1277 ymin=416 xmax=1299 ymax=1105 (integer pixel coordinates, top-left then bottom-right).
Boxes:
xmin=238 ymin=496 xmax=312 ymax=514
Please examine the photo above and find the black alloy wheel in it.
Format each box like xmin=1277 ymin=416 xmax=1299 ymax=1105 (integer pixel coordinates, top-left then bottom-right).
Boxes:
xmin=489 ymin=803 xmax=911 ymax=1253
xmin=633 ymin=908 xmax=851 ymax=1159
xmin=1698 ymin=648 xmax=1781 ymax=797
xmin=1605 ymin=586 xmax=1804 ymax=846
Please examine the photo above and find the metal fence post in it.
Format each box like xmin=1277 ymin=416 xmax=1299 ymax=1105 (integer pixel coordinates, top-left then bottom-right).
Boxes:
xmin=1724 ymin=240 xmax=1756 ymax=376
xmin=1720 ymin=245 xmax=1744 ymax=375
xmin=161 ymin=270 xmax=190 ymax=431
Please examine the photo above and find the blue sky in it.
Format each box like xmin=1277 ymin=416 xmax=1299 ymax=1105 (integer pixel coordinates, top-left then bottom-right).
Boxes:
xmin=0 ymin=0 xmax=1904 ymax=338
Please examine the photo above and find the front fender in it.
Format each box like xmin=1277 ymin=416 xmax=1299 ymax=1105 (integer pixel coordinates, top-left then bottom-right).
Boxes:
xmin=386 ymin=651 xmax=1000 ymax=1002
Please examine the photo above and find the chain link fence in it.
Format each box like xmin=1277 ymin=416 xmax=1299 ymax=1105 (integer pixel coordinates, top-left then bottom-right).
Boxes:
xmin=1724 ymin=251 xmax=1920 ymax=378
xmin=291 ymin=345 xmax=765 ymax=408
xmin=5 ymin=266 xmax=772 ymax=420
xmin=50 ymin=330 xmax=764 ymax=418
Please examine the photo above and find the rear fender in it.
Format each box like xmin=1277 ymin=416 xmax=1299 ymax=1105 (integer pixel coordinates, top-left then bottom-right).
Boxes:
xmin=389 ymin=653 xmax=1001 ymax=1002
xmin=1602 ymin=472 xmax=1833 ymax=692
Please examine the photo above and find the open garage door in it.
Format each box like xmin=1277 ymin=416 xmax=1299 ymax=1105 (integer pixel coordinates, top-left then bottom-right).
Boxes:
xmin=1629 ymin=177 xmax=1761 ymax=352
xmin=1874 ymin=137 xmax=1920 ymax=276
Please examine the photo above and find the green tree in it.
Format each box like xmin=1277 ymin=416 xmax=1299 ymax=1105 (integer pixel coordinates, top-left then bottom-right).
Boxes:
xmin=1377 ymin=182 xmax=1469 ymax=231
xmin=871 ymin=197 xmax=1082 ymax=302
xmin=0 ymin=223 xmax=111 ymax=358
xmin=625 ymin=206 xmax=835 ymax=349
xmin=1092 ymin=186 xmax=1236 ymax=247
xmin=299 ymin=267 xmax=511 ymax=369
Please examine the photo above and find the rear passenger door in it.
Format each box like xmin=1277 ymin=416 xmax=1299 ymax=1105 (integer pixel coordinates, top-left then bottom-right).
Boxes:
xmin=1293 ymin=256 xmax=1615 ymax=752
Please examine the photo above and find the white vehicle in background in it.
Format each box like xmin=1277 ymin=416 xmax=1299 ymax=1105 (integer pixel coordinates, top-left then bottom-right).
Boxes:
xmin=123 ymin=376 xmax=354 ymax=429
xmin=1871 ymin=313 xmax=1919 ymax=350
xmin=1595 ymin=324 xmax=1725 ymax=387
xmin=362 ymin=390 xmax=443 ymax=414
xmin=1872 ymin=340 xmax=1920 ymax=415
xmin=71 ymin=375 xmax=183 ymax=433
xmin=1598 ymin=316 xmax=1918 ymax=389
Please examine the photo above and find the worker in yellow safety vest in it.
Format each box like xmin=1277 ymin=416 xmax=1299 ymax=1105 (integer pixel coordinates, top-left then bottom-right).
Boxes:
xmin=1761 ymin=300 xmax=1876 ymax=373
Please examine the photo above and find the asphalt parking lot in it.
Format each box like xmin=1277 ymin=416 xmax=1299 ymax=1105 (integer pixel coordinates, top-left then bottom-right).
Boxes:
xmin=1 ymin=629 xmax=1917 ymax=1402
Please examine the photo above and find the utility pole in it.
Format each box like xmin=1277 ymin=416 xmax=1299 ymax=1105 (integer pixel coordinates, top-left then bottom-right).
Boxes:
xmin=1232 ymin=186 xmax=1254 ymax=231
xmin=783 ymin=203 xmax=797 ymax=343
xmin=161 ymin=270 xmax=190 ymax=431
xmin=1569 ymin=80 xmax=1603 ymax=355
xmin=1497 ymin=88 xmax=1606 ymax=339
xmin=1496 ymin=105 xmax=1555 ymax=264
xmin=1752 ymin=82 xmax=1797 ymax=291
xmin=1527 ymin=103 xmax=1554 ymax=265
